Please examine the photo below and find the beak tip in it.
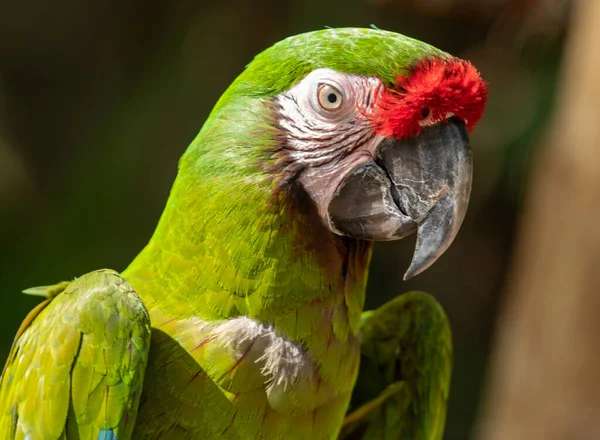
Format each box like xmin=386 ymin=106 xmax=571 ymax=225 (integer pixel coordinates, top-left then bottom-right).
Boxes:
xmin=402 ymin=257 xmax=433 ymax=281
xmin=402 ymin=195 xmax=465 ymax=281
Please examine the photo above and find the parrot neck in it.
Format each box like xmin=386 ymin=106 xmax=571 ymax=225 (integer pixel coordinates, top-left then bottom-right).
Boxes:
xmin=123 ymin=94 xmax=374 ymax=344
xmin=124 ymin=172 xmax=373 ymax=341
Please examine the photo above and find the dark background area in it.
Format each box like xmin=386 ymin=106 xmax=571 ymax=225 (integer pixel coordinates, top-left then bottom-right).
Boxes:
xmin=0 ymin=0 xmax=570 ymax=438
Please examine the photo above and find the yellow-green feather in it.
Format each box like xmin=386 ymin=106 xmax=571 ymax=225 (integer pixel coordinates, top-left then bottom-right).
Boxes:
xmin=0 ymin=270 xmax=151 ymax=440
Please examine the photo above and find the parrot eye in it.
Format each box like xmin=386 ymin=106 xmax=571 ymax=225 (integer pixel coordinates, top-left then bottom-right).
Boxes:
xmin=317 ymin=84 xmax=343 ymax=111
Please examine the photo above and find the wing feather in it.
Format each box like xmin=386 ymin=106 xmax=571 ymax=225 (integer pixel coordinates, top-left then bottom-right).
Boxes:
xmin=0 ymin=269 xmax=151 ymax=440
xmin=341 ymin=291 xmax=452 ymax=440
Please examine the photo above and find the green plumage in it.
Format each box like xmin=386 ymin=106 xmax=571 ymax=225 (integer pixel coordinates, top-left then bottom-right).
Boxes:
xmin=231 ymin=28 xmax=446 ymax=95
xmin=0 ymin=270 xmax=150 ymax=439
xmin=0 ymin=28 xmax=453 ymax=439
xmin=341 ymin=292 xmax=452 ymax=440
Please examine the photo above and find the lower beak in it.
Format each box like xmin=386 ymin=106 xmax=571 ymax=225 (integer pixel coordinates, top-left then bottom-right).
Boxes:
xmin=327 ymin=118 xmax=472 ymax=279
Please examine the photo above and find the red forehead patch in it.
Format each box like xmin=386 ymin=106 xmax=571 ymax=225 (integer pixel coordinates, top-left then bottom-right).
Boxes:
xmin=369 ymin=57 xmax=488 ymax=139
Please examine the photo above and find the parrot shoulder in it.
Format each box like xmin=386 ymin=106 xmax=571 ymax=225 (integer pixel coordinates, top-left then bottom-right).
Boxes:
xmin=0 ymin=269 xmax=151 ymax=440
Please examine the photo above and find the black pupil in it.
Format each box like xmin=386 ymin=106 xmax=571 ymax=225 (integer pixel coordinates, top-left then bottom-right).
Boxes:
xmin=327 ymin=93 xmax=338 ymax=104
xmin=421 ymin=107 xmax=430 ymax=118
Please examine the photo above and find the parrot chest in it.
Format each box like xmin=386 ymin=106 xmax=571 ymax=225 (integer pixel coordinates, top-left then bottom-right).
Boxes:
xmin=133 ymin=306 xmax=361 ymax=439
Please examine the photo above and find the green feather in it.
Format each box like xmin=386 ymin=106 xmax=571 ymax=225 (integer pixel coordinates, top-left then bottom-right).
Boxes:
xmin=341 ymin=292 xmax=452 ymax=440
xmin=0 ymin=270 xmax=151 ymax=439
xmin=22 ymin=281 xmax=70 ymax=298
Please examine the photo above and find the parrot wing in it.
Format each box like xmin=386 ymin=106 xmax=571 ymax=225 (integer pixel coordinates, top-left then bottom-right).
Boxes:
xmin=0 ymin=269 xmax=151 ymax=440
xmin=340 ymin=291 xmax=452 ymax=440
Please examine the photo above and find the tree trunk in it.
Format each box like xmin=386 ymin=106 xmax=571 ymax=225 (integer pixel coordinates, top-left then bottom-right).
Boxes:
xmin=476 ymin=1 xmax=600 ymax=439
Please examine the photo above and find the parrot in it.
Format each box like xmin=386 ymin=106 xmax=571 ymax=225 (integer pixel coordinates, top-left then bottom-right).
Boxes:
xmin=0 ymin=27 xmax=487 ymax=439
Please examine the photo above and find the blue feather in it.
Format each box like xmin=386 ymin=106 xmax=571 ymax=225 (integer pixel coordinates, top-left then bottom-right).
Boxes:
xmin=98 ymin=430 xmax=118 ymax=440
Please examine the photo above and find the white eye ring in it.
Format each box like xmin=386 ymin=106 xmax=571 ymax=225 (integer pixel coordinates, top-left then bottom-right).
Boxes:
xmin=317 ymin=84 xmax=343 ymax=111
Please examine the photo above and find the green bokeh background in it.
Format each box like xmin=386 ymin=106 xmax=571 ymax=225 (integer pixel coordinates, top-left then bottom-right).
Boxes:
xmin=0 ymin=1 xmax=565 ymax=438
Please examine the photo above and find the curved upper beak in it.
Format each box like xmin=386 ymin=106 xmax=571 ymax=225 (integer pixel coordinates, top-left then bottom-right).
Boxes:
xmin=328 ymin=118 xmax=472 ymax=279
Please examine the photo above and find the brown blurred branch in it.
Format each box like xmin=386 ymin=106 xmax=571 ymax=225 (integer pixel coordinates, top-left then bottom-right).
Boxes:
xmin=476 ymin=1 xmax=600 ymax=439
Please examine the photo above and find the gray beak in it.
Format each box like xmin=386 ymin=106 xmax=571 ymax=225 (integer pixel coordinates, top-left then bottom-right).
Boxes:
xmin=328 ymin=118 xmax=472 ymax=279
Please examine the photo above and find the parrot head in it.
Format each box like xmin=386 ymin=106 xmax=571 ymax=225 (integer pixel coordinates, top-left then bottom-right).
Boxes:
xmin=188 ymin=28 xmax=487 ymax=279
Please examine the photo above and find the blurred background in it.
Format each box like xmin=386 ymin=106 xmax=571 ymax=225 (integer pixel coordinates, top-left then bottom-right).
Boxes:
xmin=3 ymin=0 xmax=599 ymax=438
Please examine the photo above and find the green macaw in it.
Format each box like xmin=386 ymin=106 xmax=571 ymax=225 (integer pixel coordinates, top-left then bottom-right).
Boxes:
xmin=0 ymin=28 xmax=486 ymax=439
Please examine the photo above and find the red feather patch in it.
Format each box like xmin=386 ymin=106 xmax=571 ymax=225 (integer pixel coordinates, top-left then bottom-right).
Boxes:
xmin=369 ymin=57 xmax=488 ymax=139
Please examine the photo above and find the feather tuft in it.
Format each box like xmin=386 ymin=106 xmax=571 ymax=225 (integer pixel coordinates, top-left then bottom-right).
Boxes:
xmin=369 ymin=57 xmax=488 ymax=139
